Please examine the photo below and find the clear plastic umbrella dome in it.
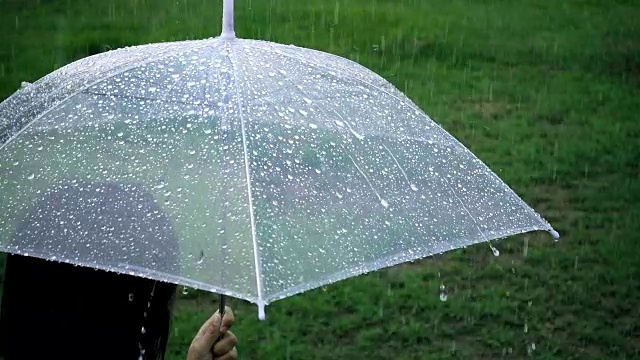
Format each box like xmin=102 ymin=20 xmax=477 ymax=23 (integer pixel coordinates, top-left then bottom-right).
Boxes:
xmin=0 ymin=0 xmax=558 ymax=319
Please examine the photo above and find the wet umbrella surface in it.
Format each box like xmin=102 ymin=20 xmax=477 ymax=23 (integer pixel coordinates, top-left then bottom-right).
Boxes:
xmin=0 ymin=0 xmax=558 ymax=319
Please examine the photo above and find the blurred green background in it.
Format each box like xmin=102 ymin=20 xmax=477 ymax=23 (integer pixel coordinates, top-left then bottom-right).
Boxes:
xmin=1 ymin=0 xmax=639 ymax=358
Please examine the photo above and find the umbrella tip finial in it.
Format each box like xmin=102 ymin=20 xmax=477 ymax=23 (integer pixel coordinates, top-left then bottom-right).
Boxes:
xmin=257 ymin=300 xmax=266 ymax=321
xmin=220 ymin=0 xmax=236 ymax=39
xmin=549 ymin=229 xmax=560 ymax=240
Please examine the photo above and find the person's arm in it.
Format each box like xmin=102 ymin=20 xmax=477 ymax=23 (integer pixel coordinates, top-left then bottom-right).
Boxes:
xmin=187 ymin=306 xmax=238 ymax=360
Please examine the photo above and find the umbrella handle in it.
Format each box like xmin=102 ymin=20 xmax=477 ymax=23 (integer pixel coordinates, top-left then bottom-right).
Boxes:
xmin=217 ymin=293 xmax=226 ymax=341
xmin=219 ymin=293 xmax=226 ymax=316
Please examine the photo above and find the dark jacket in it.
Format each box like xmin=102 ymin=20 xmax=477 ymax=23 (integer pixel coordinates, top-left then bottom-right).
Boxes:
xmin=0 ymin=181 xmax=181 ymax=360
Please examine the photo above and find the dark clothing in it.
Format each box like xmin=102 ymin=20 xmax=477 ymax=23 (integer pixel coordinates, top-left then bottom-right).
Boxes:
xmin=0 ymin=181 xmax=180 ymax=360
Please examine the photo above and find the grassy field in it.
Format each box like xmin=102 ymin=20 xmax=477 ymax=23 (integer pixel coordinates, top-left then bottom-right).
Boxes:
xmin=1 ymin=0 xmax=639 ymax=359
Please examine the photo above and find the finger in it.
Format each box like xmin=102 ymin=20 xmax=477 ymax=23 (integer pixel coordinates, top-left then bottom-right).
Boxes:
xmin=212 ymin=331 xmax=237 ymax=356
xmin=195 ymin=306 xmax=235 ymax=350
xmin=219 ymin=306 xmax=235 ymax=334
xmin=214 ymin=347 xmax=238 ymax=360
xmin=194 ymin=312 xmax=223 ymax=351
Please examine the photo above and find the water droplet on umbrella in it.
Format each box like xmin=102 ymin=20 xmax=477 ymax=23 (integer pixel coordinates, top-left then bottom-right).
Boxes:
xmin=27 ymin=174 xmax=34 ymax=180
xmin=181 ymin=286 xmax=189 ymax=295
xmin=410 ymin=184 xmax=418 ymax=191
xmin=204 ymin=129 xmax=212 ymax=134
xmin=164 ymin=191 xmax=171 ymax=197
xmin=303 ymin=97 xmax=312 ymax=104
xmin=380 ymin=199 xmax=389 ymax=208
xmin=12 ymin=161 xmax=19 ymax=166
xmin=197 ymin=250 xmax=205 ymax=264
xmin=299 ymin=109 xmax=308 ymax=116
xmin=309 ymin=123 xmax=318 ymax=129
xmin=350 ymin=129 xmax=364 ymax=140
xmin=117 ymin=132 xmax=124 ymax=137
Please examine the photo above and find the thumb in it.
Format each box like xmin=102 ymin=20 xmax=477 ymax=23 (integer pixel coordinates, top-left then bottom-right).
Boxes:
xmin=193 ymin=311 xmax=224 ymax=352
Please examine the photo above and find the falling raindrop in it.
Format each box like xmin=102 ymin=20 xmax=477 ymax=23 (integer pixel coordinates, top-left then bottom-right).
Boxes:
xmin=524 ymin=322 xmax=528 ymax=333
xmin=128 ymin=293 xmax=134 ymax=301
xmin=181 ymin=286 xmax=189 ymax=295
xmin=439 ymin=284 xmax=448 ymax=302
xmin=141 ymin=326 xmax=146 ymax=335
xmin=527 ymin=342 xmax=536 ymax=355
xmin=489 ymin=243 xmax=500 ymax=256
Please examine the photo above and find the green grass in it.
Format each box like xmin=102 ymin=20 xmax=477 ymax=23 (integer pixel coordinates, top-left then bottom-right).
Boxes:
xmin=1 ymin=0 xmax=639 ymax=359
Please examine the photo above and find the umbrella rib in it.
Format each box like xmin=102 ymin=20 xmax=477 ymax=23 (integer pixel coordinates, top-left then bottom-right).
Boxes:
xmin=0 ymin=41 xmax=212 ymax=153
xmin=269 ymin=68 xmax=449 ymax=273
xmin=440 ymin=175 xmax=490 ymax=243
xmin=245 ymin=42 xmax=553 ymax=232
xmin=272 ymin=68 xmax=396 ymax=208
xmin=227 ymin=44 xmax=266 ymax=312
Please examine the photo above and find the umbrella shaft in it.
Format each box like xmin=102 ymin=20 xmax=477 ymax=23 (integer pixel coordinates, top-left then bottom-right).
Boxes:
xmin=221 ymin=0 xmax=235 ymax=39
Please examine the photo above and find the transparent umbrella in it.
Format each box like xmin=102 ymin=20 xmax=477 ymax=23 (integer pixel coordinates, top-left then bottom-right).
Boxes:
xmin=0 ymin=0 xmax=559 ymax=319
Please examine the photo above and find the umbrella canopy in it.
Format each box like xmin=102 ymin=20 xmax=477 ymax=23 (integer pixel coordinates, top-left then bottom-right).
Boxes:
xmin=0 ymin=0 xmax=558 ymax=319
